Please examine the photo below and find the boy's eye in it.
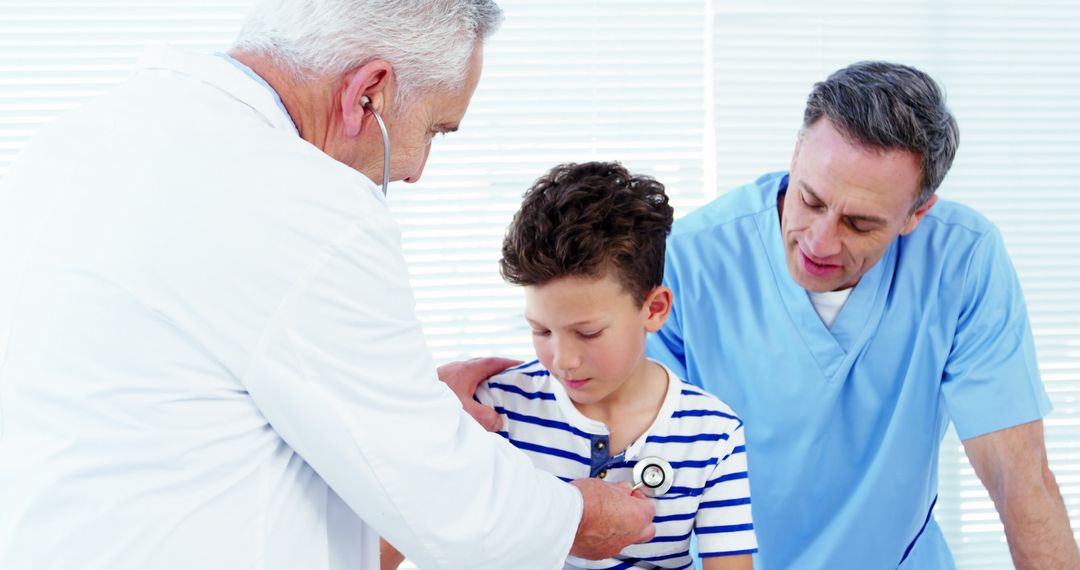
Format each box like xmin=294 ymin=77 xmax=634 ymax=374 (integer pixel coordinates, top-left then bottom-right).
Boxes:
xmin=531 ymin=329 xmax=551 ymax=337
xmin=578 ymin=330 xmax=604 ymax=340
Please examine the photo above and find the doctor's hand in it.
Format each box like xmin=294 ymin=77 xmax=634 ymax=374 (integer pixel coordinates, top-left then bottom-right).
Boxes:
xmin=437 ymin=356 xmax=520 ymax=432
xmin=569 ymin=478 xmax=656 ymax=560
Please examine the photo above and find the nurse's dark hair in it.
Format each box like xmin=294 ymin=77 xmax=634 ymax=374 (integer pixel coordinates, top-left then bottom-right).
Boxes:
xmin=500 ymin=161 xmax=673 ymax=306
xmin=802 ymin=61 xmax=959 ymax=208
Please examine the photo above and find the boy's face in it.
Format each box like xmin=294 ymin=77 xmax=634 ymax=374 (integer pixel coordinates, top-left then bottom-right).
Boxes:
xmin=524 ymin=272 xmax=670 ymax=407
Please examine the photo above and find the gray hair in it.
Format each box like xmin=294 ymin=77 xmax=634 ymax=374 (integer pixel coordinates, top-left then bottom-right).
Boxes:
xmin=802 ymin=61 xmax=959 ymax=208
xmin=232 ymin=0 xmax=504 ymax=104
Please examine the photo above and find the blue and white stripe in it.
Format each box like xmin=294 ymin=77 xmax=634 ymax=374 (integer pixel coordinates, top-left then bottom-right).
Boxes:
xmin=476 ymin=360 xmax=757 ymax=569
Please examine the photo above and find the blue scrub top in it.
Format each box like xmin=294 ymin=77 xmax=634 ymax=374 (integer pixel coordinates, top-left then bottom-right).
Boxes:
xmin=647 ymin=172 xmax=1051 ymax=569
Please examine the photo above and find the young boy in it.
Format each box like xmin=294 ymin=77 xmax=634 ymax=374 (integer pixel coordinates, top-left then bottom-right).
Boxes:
xmin=477 ymin=161 xmax=756 ymax=569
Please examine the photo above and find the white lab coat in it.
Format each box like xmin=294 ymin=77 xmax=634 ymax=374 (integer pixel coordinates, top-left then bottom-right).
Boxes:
xmin=0 ymin=46 xmax=581 ymax=569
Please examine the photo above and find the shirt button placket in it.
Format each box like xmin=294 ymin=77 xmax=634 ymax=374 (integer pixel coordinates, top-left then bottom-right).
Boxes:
xmin=590 ymin=435 xmax=611 ymax=478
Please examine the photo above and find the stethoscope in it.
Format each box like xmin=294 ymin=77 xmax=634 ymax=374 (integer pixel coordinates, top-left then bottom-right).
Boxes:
xmin=631 ymin=456 xmax=674 ymax=497
xmin=360 ymin=95 xmax=390 ymax=197
xmin=361 ymin=94 xmax=675 ymax=494
xmin=359 ymin=94 xmax=669 ymax=498
xmin=360 ymin=94 xmax=675 ymax=498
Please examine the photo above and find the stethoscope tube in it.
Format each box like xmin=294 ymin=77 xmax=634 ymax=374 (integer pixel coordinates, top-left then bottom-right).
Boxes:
xmin=362 ymin=98 xmax=391 ymax=197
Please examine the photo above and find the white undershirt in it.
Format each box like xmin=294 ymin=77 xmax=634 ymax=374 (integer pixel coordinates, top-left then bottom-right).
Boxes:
xmin=808 ymin=287 xmax=854 ymax=328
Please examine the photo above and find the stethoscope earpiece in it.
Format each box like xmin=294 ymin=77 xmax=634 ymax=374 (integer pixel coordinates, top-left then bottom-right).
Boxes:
xmin=631 ymin=456 xmax=674 ymax=497
xmin=358 ymin=95 xmax=389 ymax=196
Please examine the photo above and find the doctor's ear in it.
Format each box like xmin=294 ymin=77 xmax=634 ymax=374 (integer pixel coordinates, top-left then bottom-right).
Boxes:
xmin=341 ymin=60 xmax=393 ymax=138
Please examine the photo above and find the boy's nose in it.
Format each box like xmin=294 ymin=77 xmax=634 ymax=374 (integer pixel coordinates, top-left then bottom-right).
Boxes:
xmin=552 ymin=344 xmax=582 ymax=374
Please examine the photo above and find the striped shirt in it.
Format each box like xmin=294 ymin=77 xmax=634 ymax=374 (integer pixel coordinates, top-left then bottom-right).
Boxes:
xmin=476 ymin=360 xmax=757 ymax=569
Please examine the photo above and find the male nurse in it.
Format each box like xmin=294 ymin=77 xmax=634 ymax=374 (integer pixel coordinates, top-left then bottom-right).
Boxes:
xmin=647 ymin=61 xmax=1079 ymax=568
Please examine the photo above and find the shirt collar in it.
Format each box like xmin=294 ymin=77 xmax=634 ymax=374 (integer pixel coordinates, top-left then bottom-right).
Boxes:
xmin=213 ymin=52 xmax=297 ymax=134
xmin=548 ymin=359 xmax=683 ymax=460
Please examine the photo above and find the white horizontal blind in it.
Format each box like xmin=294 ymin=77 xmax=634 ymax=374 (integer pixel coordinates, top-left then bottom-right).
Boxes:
xmin=0 ymin=1 xmax=251 ymax=178
xmin=712 ymin=1 xmax=1080 ymax=567
xmin=396 ymin=0 xmax=710 ymax=363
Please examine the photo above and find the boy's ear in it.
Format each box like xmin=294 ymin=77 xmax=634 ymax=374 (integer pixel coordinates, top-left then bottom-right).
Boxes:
xmin=643 ymin=285 xmax=673 ymax=333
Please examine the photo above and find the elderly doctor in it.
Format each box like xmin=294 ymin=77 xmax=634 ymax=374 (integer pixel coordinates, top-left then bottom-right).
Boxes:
xmin=0 ymin=1 xmax=656 ymax=568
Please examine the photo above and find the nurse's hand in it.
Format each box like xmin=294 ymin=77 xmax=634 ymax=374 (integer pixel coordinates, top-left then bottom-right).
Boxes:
xmin=437 ymin=357 xmax=520 ymax=432
xmin=569 ymin=479 xmax=656 ymax=560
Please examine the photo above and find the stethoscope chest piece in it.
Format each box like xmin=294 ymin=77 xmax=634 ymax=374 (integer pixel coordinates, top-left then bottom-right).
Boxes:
xmin=631 ymin=456 xmax=674 ymax=497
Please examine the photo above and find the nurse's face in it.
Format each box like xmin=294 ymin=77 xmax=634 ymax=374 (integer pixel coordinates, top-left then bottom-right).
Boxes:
xmin=780 ymin=119 xmax=937 ymax=292
xmin=523 ymin=273 xmax=669 ymax=409
xmin=380 ymin=45 xmax=485 ymax=184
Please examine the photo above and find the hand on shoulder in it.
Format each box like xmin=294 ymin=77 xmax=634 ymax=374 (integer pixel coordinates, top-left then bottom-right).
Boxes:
xmin=437 ymin=356 xmax=521 ymax=432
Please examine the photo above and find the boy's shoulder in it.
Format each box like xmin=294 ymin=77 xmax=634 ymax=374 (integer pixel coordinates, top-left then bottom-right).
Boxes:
xmin=665 ymin=370 xmax=744 ymax=430
xmin=477 ymin=359 xmax=559 ymax=404
xmin=479 ymin=360 xmax=746 ymax=433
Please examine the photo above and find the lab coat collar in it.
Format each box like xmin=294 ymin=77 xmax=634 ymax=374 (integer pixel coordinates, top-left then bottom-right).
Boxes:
xmin=134 ymin=45 xmax=385 ymax=201
xmin=135 ymin=44 xmax=301 ymax=137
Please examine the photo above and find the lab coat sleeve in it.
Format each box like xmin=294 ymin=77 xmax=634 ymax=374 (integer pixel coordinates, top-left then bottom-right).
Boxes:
xmin=239 ymin=219 xmax=582 ymax=569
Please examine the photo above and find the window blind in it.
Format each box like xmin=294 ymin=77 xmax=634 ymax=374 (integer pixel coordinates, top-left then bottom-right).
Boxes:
xmin=399 ymin=0 xmax=710 ymax=363
xmin=0 ymin=2 xmax=251 ymax=179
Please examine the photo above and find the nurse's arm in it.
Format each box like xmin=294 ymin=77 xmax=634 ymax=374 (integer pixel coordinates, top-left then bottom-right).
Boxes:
xmin=702 ymin=554 xmax=753 ymax=570
xmin=962 ymin=419 xmax=1080 ymax=569
xmin=379 ymin=538 xmax=405 ymax=570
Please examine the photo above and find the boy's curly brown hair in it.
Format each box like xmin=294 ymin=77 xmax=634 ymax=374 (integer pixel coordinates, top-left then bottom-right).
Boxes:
xmin=499 ymin=161 xmax=674 ymax=305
